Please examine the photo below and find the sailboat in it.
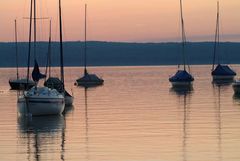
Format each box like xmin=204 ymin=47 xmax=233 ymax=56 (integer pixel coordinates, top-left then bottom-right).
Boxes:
xmin=44 ymin=20 xmax=74 ymax=106
xmin=9 ymin=19 xmax=35 ymax=90
xmin=18 ymin=0 xmax=65 ymax=116
xmin=75 ymin=4 xmax=104 ymax=87
xmin=169 ymin=0 xmax=194 ymax=87
xmin=211 ymin=2 xmax=236 ymax=81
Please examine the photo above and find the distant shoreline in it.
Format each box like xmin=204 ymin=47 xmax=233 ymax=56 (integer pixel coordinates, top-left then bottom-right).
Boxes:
xmin=0 ymin=41 xmax=240 ymax=67
xmin=1 ymin=64 xmax=239 ymax=69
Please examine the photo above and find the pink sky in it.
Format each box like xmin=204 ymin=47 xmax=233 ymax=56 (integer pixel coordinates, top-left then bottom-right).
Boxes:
xmin=1 ymin=0 xmax=240 ymax=42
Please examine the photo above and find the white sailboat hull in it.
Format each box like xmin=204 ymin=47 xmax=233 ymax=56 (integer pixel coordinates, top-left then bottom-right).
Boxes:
xmin=18 ymin=96 xmax=65 ymax=116
xmin=17 ymin=87 xmax=65 ymax=116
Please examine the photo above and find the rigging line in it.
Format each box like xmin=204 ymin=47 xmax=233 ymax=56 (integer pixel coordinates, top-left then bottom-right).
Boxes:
xmin=45 ymin=0 xmax=50 ymax=18
xmin=212 ymin=1 xmax=219 ymax=71
xmin=45 ymin=20 xmax=52 ymax=78
xmin=184 ymin=38 xmax=191 ymax=73
xmin=217 ymin=2 xmax=220 ymax=65
xmin=217 ymin=27 xmax=220 ymax=65
xmin=23 ymin=17 xmax=50 ymax=19
xmin=39 ymin=0 xmax=47 ymax=63
xmin=22 ymin=0 xmax=30 ymax=40
xmin=27 ymin=0 xmax=33 ymax=86
xmin=38 ymin=0 xmax=42 ymax=43
xmin=39 ymin=0 xmax=47 ymax=43
xmin=180 ymin=0 xmax=186 ymax=71
xmin=49 ymin=20 xmax=52 ymax=78
xmin=59 ymin=0 xmax=65 ymax=92
xmin=23 ymin=0 xmax=28 ymax=20
xmin=84 ymin=4 xmax=88 ymax=75
xmin=177 ymin=5 xmax=182 ymax=69
xmin=61 ymin=5 xmax=68 ymax=41
xmin=22 ymin=0 xmax=28 ymax=42
xmin=33 ymin=0 xmax=37 ymax=61
xmin=15 ymin=20 xmax=19 ymax=79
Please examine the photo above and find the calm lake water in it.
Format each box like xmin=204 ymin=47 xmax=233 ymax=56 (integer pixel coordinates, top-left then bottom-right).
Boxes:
xmin=1 ymin=65 xmax=240 ymax=161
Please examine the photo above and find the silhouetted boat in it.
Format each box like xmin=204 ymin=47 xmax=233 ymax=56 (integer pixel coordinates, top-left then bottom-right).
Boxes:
xmin=75 ymin=70 xmax=104 ymax=87
xmin=211 ymin=2 xmax=236 ymax=81
xmin=169 ymin=0 xmax=194 ymax=87
xmin=9 ymin=78 xmax=35 ymax=90
xmin=43 ymin=20 xmax=74 ymax=106
xmin=232 ymin=80 xmax=240 ymax=94
xmin=18 ymin=62 xmax=65 ymax=116
xmin=18 ymin=0 xmax=65 ymax=116
xmin=212 ymin=65 xmax=236 ymax=80
xmin=75 ymin=4 xmax=104 ymax=87
xmin=18 ymin=87 xmax=65 ymax=116
xmin=9 ymin=20 xmax=35 ymax=90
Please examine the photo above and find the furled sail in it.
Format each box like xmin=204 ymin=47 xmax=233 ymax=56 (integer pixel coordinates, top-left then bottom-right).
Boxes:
xmin=32 ymin=60 xmax=46 ymax=82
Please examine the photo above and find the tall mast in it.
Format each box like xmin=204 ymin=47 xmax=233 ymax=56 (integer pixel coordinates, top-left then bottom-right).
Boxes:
xmin=45 ymin=20 xmax=52 ymax=78
xmin=180 ymin=0 xmax=186 ymax=71
xmin=84 ymin=4 xmax=87 ymax=75
xmin=59 ymin=0 xmax=65 ymax=91
xmin=33 ymin=0 xmax=37 ymax=60
xmin=48 ymin=20 xmax=52 ymax=78
xmin=14 ymin=19 xmax=19 ymax=79
xmin=212 ymin=1 xmax=220 ymax=71
xmin=27 ymin=0 xmax=33 ymax=84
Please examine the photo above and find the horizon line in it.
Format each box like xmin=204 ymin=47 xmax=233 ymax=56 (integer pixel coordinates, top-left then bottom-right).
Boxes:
xmin=1 ymin=40 xmax=240 ymax=44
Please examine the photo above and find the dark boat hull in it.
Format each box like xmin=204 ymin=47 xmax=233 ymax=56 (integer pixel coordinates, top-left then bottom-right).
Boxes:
xmin=170 ymin=81 xmax=193 ymax=88
xmin=75 ymin=80 xmax=104 ymax=87
xmin=212 ymin=75 xmax=235 ymax=81
xmin=212 ymin=65 xmax=236 ymax=81
xmin=169 ymin=70 xmax=194 ymax=88
xmin=233 ymin=81 xmax=240 ymax=94
xmin=75 ymin=73 xmax=104 ymax=87
xmin=9 ymin=80 xmax=35 ymax=90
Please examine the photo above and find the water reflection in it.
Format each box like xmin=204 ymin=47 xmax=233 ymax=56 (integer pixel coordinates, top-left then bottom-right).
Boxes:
xmin=2 ymin=66 xmax=240 ymax=161
xmin=170 ymin=86 xmax=192 ymax=161
xmin=212 ymin=84 xmax=223 ymax=161
xmin=233 ymin=93 xmax=240 ymax=103
xmin=84 ymin=87 xmax=89 ymax=161
xmin=63 ymin=105 xmax=74 ymax=115
xmin=170 ymin=86 xmax=193 ymax=96
xmin=212 ymin=79 xmax=233 ymax=87
xmin=181 ymin=92 xmax=191 ymax=161
xmin=17 ymin=115 xmax=66 ymax=161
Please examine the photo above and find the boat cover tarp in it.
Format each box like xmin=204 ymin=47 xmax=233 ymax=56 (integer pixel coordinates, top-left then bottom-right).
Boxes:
xmin=44 ymin=77 xmax=63 ymax=92
xmin=169 ymin=70 xmax=194 ymax=82
xmin=212 ymin=64 xmax=236 ymax=76
xmin=44 ymin=77 xmax=72 ymax=96
xmin=32 ymin=60 xmax=46 ymax=82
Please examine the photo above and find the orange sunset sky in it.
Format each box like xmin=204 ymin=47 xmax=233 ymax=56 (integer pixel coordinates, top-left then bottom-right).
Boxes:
xmin=0 ymin=0 xmax=240 ymax=42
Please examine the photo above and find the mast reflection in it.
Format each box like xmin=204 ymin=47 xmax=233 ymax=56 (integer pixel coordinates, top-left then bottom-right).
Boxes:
xmin=213 ymin=84 xmax=223 ymax=161
xmin=170 ymin=85 xmax=192 ymax=161
xmin=17 ymin=115 xmax=66 ymax=161
xmin=84 ymin=87 xmax=89 ymax=161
